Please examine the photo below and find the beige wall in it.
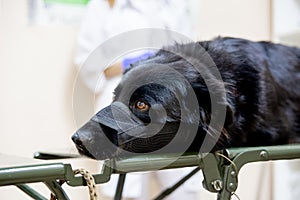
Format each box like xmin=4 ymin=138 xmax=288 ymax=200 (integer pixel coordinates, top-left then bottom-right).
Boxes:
xmin=0 ymin=0 xmax=94 ymax=199
xmin=0 ymin=1 xmax=79 ymax=157
xmin=0 ymin=0 xmax=272 ymax=199
xmin=196 ymin=0 xmax=271 ymax=41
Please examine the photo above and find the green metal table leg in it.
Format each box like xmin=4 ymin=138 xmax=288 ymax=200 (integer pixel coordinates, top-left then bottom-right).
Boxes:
xmin=217 ymin=190 xmax=232 ymax=200
xmin=114 ymin=174 xmax=126 ymax=200
xmin=16 ymin=184 xmax=48 ymax=200
xmin=44 ymin=180 xmax=70 ymax=200
xmin=217 ymin=166 xmax=234 ymax=200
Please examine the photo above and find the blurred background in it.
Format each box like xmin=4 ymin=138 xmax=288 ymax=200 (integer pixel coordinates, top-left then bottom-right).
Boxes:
xmin=0 ymin=0 xmax=299 ymax=199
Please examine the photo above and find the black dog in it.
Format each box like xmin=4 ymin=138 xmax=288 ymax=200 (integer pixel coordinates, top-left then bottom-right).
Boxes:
xmin=72 ymin=37 xmax=300 ymax=160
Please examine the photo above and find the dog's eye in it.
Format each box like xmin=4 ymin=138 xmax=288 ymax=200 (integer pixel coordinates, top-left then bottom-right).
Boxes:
xmin=135 ymin=100 xmax=150 ymax=112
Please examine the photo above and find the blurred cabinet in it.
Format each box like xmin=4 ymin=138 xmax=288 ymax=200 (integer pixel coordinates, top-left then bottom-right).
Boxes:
xmin=272 ymin=0 xmax=300 ymax=46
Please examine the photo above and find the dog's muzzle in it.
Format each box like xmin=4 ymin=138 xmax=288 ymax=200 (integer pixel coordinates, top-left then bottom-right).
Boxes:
xmin=72 ymin=102 xmax=149 ymax=159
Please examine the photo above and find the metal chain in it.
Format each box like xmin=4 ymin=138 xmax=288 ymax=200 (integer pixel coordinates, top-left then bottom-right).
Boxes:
xmin=50 ymin=168 xmax=98 ymax=200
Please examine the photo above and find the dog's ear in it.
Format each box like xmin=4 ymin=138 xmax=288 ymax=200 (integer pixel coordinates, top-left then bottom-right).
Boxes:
xmin=225 ymin=105 xmax=234 ymax=127
xmin=192 ymin=82 xmax=235 ymax=127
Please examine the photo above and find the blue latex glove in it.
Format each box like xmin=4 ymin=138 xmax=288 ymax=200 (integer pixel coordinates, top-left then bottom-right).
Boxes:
xmin=121 ymin=52 xmax=154 ymax=71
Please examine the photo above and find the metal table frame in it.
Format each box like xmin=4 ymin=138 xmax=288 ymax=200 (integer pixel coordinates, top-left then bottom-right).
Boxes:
xmin=1 ymin=144 xmax=300 ymax=200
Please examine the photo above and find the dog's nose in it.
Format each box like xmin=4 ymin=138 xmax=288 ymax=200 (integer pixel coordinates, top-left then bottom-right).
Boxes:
xmin=72 ymin=132 xmax=82 ymax=145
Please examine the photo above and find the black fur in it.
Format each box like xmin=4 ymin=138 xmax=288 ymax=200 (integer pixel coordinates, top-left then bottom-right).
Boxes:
xmin=72 ymin=37 xmax=300 ymax=160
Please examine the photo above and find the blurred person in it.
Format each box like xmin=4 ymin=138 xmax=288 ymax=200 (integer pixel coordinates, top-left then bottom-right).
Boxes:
xmin=74 ymin=0 xmax=201 ymax=199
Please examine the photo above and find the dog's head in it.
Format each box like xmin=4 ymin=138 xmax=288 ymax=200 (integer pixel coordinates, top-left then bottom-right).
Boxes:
xmin=72 ymin=44 xmax=234 ymax=160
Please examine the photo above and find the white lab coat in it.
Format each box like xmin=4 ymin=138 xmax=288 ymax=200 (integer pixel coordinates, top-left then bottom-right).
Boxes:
xmin=74 ymin=0 xmax=201 ymax=199
xmin=75 ymin=0 xmax=194 ymax=109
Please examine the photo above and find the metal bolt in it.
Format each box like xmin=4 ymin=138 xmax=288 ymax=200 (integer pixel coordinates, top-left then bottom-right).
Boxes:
xmin=229 ymin=182 xmax=236 ymax=191
xmin=260 ymin=151 xmax=268 ymax=158
xmin=211 ymin=180 xmax=223 ymax=191
xmin=230 ymin=171 xmax=236 ymax=177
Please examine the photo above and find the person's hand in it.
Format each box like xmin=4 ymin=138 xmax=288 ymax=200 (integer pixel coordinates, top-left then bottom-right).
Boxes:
xmin=121 ymin=52 xmax=154 ymax=71
xmin=104 ymin=52 xmax=154 ymax=78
